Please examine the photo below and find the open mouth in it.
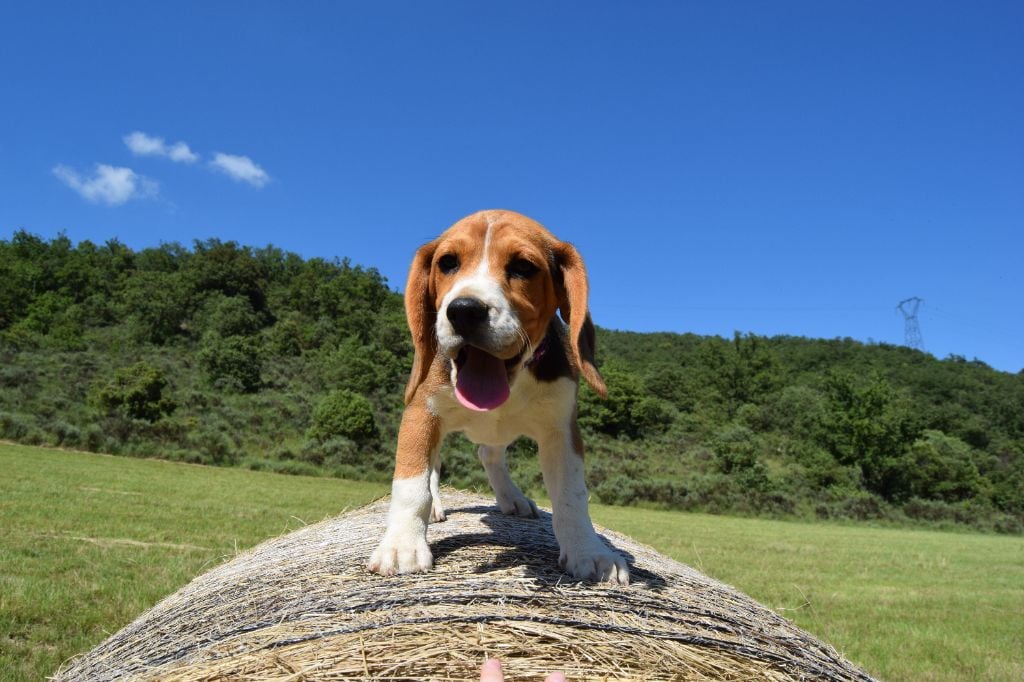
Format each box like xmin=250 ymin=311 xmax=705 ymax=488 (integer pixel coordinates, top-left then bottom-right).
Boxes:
xmin=452 ymin=345 xmax=524 ymax=412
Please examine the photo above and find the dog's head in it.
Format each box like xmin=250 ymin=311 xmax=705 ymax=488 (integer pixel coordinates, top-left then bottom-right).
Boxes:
xmin=404 ymin=209 xmax=606 ymax=409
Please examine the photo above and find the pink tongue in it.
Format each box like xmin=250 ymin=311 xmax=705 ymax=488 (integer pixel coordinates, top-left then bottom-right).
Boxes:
xmin=454 ymin=347 xmax=510 ymax=411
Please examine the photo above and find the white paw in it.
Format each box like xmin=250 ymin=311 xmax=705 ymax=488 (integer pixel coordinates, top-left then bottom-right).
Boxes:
xmin=430 ymin=498 xmax=446 ymax=523
xmin=367 ymin=532 xmax=433 ymax=576
xmin=560 ymin=542 xmax=630 ymax=585
xmin=496 ymin=490 xmax=539 ymax=518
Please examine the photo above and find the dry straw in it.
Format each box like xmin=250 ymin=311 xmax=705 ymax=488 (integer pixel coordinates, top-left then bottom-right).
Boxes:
xmin=56 ymin=490 xmax=875 ymax=681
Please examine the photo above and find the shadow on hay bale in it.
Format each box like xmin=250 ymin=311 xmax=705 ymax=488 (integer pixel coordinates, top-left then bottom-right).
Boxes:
xmin=55 ymin=490 xmax=875 ymax=681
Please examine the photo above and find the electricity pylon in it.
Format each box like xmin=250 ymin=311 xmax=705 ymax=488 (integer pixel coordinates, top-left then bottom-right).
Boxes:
xmin=896 ymin=297 xmax=925 ymax=351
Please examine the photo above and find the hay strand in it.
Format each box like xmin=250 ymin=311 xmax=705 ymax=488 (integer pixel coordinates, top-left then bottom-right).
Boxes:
xmin=55 ymin=490 xmax=875 ymax=681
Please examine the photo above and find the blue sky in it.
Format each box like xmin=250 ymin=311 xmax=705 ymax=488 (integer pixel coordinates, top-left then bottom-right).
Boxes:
xmin=1 ymin=2 xmax=1021 ymax=372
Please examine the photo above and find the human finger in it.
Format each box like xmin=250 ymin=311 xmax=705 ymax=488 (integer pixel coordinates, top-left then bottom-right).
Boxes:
xmin=480 ymin=658 xmax=504 ymax=682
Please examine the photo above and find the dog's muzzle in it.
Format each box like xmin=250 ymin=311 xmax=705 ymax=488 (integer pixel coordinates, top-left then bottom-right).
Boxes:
xmin=443 ymin=296 xmax=525 ymax=412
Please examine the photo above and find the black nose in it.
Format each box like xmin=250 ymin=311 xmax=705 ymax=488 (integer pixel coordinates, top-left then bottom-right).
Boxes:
xmin=446 ymin=296 xmax=489 ymax=336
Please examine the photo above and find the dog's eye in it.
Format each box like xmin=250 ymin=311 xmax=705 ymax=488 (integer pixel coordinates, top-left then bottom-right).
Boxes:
xmin=438 ymin=254 xmax=459 ymax=274
xmin=508 ymin=258 xmax=539 ymax=279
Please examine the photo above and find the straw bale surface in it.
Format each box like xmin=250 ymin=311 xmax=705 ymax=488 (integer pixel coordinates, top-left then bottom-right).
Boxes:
xmin=56 ymin=490 xmax=874 ymax=681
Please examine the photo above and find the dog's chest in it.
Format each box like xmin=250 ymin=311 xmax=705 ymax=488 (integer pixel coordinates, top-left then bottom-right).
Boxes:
xmin=429 ymin=374 xmax=576 ymax=445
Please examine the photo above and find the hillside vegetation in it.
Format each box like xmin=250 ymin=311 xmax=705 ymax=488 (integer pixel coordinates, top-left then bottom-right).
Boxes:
xmin=1 ymin=230 xmax=1021 ymax=532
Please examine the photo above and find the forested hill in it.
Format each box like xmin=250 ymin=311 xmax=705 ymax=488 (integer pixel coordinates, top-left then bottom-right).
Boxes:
xmin=2 ymin=230 xmax=1021 ymax=533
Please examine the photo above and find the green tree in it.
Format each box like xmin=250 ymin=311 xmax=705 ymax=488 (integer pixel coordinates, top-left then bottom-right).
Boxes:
xmin=768 ymin=384 xmax=828 ymax=440
xmin=94 ymin=362 xmax=176 ymax=422
xmin=185 ymin=239 xmax=270 ymax=313
xmin=695 ymin=333 xmax=782 ymax=413
xmin=194 ymin=293 xmax=262 ymax=338
xmin=318 ymin=336 xmax=405 ymax=396
xmin=198 ymin=334 xmax=262 ymax=392
xmin=265 ymin=312 xmax=312 ymax=356
xmin=901 ymin=430 xmax=983 ymax=502
xmin=122 ymin=270 xmax=193 ymax=343
xmin=822 ymin=372 xmax=916 ymax=500
xmin=9 ymin=291 xmax=75 ymax=335
xmin=579 ymin=364 xmax=672 ymax=438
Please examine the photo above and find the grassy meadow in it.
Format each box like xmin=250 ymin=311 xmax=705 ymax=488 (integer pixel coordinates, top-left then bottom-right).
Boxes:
xmin=1 ymin=442 xmax=1021 ymax=681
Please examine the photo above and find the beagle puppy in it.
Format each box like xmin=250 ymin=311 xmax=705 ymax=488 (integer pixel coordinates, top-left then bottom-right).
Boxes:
xmin=367 ymin=209 xmax=629 ymax=584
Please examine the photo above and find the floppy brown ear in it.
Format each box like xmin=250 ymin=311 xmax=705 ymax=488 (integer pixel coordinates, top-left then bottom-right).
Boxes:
xmin=554 ymin=241 xmax=607 ymax=397
xmin=404 ymin=240 xmax=438 ymax=404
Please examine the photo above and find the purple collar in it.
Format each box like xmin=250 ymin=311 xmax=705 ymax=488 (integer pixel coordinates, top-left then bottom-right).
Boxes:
xmin=525 ymin=338 xmax=548 ymax=367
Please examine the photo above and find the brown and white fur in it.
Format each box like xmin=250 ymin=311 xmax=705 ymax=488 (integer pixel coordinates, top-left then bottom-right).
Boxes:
xmin=367 ymin=209 xmax=628 ymax=584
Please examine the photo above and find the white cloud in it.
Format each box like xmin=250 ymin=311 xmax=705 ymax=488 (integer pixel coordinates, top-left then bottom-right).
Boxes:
xmin=123 ymin=131 xmax=198 ymax=163
xmin=167 ymin=142 xmax=197 ymax=163
xmin=53 ymin=163 xmax=158 ymax=206
xmin=210 ymin=152 xmax=270 ymax=187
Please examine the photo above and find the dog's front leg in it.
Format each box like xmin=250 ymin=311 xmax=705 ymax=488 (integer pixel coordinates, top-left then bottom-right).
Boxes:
xmin=538 ymin=424 xmax=629 ymax=584
xmin=367 ymin=402 xmax=440 ymax=575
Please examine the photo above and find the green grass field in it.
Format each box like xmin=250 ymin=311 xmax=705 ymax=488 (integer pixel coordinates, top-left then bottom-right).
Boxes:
xmin=1 ymin=442 xmax=1021 ymax=681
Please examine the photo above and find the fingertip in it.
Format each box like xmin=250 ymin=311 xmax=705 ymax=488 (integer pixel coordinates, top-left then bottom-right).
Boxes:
xmin=480 ymin=657 xmax=503 ymax=682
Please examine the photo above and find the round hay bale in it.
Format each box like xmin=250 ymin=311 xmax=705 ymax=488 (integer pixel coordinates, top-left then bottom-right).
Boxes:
xmin=55 ymin=490 xmax=875 ymax=681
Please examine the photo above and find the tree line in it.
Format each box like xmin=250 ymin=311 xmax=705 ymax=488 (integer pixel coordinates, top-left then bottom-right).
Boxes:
xmin=1 ymin=230 xmax=1021 ymax=532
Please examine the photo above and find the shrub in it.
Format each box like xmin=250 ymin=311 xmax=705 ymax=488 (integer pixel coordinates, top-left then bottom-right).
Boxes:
xmin=81 ymin=423 xmax=107 ymax=452
xmin=439 ymin=441 xmax=494 ymax=491
xmin=0 ymin=411 xmax=33 ymax=440
xmin=307 ymin=389 xmax=379 ymax=447
xmin=593 ymin=474 xmax=641 ymax=506
xmin=243 ymin=457 xmax=322 ymax=477
xmin=93 ymin=362 xmax=176 ymax=422
xmin=46 ymin=419 xmax=82 ymax=447
xmin=301 ymin=436 xmax=360 ymax=467
xmin=793 ymin=443 xmax=859 ymax=489
xmin=188 ymin=428 xmax=238 ymax=465
xmin=833 ymin=491 xmax=892 ymax=522
xmin=710 ymin=424 xmax=758 ymax=474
